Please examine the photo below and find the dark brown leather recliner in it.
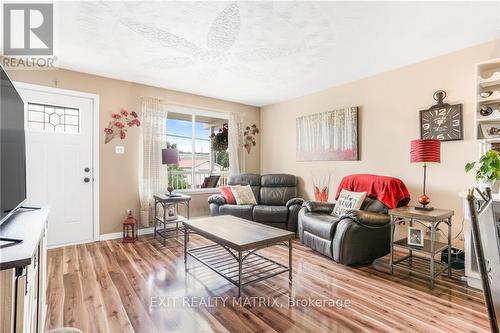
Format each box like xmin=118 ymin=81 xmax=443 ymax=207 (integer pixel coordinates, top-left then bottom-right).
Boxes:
xmin=298 ymin=197 xmax=392 ymax=265
xmin=208 ymin=173 xmax=304 ymax=231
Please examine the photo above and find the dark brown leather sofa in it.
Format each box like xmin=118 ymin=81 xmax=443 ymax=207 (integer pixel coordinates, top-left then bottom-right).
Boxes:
xmin=208 ymin=173 xmax=304 ymax=231
xmin=298 ymin=197 xmax=392 ymax=265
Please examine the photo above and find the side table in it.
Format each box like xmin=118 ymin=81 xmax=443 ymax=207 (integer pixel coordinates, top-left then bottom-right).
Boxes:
xmin=153 ymin=193 xmax=191 ymax=245
xmin=388 ymin=206 xmax=454 ymax=288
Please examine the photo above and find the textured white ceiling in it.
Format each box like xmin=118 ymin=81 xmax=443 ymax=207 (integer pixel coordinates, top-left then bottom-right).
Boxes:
xmin=55 ymin=1 xmax=499 ymax=106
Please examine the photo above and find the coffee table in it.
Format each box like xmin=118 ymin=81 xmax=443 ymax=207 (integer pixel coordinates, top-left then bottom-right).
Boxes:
xmin=183 ymin=215 xmax=294 ymax=297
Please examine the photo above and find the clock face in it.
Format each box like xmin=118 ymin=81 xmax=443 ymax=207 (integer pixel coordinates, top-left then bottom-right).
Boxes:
xmin=420 ymin=104 xmax=463 ymax=141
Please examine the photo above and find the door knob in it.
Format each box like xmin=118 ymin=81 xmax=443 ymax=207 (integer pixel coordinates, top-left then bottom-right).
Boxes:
xmin=84 ymin=167 xmax=90 ymax=173
xmin=84 ymin=177 xmax=90 ymax=183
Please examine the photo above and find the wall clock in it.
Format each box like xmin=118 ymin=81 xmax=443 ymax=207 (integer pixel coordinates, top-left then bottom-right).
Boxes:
xmin=419 ymin=90 xmax=463 ymax=141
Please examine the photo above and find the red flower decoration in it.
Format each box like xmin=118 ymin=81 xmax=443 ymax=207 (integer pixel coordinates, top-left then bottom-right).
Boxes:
xmin=105 ymin=109 xmax=140 ymax=144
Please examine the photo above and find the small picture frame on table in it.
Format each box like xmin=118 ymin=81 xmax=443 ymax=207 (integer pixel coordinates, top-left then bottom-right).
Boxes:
xmin=164 ymin=204 xmax=178 ymax=221
xmin=408 ymin=227 xmax=424 ymax=247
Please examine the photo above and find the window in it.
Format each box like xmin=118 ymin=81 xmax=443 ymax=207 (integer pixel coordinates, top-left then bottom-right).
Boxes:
xmin=166 ymin=107 xmax=229 ymax=190
xmin=27 ymin=102 xmax=80 ymax=133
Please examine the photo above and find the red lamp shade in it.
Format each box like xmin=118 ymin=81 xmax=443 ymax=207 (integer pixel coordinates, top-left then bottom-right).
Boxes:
xmin=410 ymin=139 xmax=440 ymax=163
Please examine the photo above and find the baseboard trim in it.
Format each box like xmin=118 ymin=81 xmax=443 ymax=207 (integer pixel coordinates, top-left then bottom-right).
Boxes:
xmin=99 ymin=227 xmax=155 ymax=241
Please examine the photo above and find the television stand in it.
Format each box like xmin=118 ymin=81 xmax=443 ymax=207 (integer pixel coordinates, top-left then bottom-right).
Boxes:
xmin=1 ymin=207 xmax=41 ymax=244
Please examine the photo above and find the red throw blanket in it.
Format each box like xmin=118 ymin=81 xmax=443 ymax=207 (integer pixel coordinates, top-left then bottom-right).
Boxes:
xmin=335 ymin=174 xmax=411 ymax=209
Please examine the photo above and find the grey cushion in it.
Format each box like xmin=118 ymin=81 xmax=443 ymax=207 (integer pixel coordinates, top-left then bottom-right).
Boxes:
xmin=260 ymin=187 xmax=297 ymax=206
xmin=300 ymin=212 xmax=340 ymax=240
xmin=260 ymin=174 xmax=298 ymax=206
xmin=253 ymin=205 xmax=288 ymax=223
xmin=228 ymin=173 xmax=261 ymax=186
xmin=219 ymin=204 xmax=254 ymax=221
xmin=261 ymin=174 xmax=297 ymax=187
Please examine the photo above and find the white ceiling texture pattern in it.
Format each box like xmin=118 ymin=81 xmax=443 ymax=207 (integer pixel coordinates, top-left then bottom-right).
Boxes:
xmin=55 ymin=1 xmax=499 ymax=106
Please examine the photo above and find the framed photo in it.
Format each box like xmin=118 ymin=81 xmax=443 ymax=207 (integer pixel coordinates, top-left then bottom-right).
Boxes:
xmin=480 ymin=123 xmax=500 ymax=139
xmin=408 ymin=227 xmax=424 ymax=247
xmin=164 ymin=204 xmax=178 ymax=221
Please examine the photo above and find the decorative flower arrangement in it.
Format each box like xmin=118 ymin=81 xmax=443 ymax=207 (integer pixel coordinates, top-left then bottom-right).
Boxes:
xmin=312 ymin=171 xmax=332 ymax=202
xmin=210 ymin=123 xmax=228 ymax=152
xmin=243 ymin=124 xmax=259 ymax=154
xmin=104 ymin=109 xmax=140 ymax=144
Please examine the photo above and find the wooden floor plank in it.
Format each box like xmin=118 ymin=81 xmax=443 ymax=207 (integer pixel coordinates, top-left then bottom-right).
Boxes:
xmin=45 ymin=235 xmax=489 ymax=333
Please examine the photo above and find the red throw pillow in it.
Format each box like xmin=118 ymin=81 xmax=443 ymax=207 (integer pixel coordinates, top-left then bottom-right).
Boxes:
xmin=220 ymin=186 xmax=236 ymax=204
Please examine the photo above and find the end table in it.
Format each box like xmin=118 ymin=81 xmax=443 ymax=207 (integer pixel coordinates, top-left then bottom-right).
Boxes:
xmin=388 ymin=206 xmax=454 ymax=288
xmin=153 ymin=193 xmax=191 ymax=245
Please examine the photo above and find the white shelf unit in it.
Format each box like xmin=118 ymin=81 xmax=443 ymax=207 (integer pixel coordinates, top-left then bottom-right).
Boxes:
xmin=465 ymin=58 xmax=500 ymax=290
xmin=475 ymin=58 xmax=500 ymax=154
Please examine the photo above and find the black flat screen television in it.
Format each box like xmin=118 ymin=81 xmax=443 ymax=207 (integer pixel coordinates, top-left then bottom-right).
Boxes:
xmin=0 ymin=65 xmax=26 ymax=224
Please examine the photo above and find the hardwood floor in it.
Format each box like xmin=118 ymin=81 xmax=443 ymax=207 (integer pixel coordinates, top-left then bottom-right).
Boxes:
xmin=45 ymin=235 xmax=490 ymax=333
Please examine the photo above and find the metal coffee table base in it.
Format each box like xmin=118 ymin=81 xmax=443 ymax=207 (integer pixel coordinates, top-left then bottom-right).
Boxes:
xmin=184 ymin=230 xmax=292 ymax=298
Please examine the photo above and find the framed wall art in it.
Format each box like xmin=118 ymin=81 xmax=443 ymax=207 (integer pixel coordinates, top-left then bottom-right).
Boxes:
xmin=296 ymin=107 xmax=359 ymax=161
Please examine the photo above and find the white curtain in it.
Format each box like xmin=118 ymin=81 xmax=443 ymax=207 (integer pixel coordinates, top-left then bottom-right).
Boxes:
xmin=228 ymin=112 xmax=241 ymax=174
xmin=139 ymin=97 xmax=168 ymax=227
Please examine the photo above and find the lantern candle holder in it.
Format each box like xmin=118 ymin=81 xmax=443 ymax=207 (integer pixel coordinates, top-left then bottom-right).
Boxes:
xmin=122 ymin=210 xmax=138 ymax=243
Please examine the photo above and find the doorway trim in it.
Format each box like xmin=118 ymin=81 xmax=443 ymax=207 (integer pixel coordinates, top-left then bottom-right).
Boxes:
xmin=14 ymin=81 xmax=100 ymax=243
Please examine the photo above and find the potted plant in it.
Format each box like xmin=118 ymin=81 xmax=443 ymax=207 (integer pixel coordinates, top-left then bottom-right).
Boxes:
xmin=465 ymin=149 xmax=500 ymax=190
xmin=210 ymin=124 xmax=228 ymax=152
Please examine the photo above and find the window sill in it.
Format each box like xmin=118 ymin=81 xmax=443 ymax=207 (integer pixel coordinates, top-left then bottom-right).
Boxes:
xmin=174 ymin=188 xmax=221 ymax=195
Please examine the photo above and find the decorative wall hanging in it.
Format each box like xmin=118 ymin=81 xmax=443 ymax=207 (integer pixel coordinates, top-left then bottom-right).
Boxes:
xmin=419 ymin=90 xmax=463 ymax=141
xmin=210 ymin=123 xmax=228 ymax=152
xmin=243 ymin=124 xmax=259 ymax=154
xmin=104 ymin=109 xmax=141 ymax=143
xmin=296 ymin=107 xmax=359 ymax=161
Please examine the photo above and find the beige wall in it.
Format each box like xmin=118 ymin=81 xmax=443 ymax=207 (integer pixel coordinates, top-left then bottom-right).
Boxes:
xmin=260 ymin=39 xmax=500 ymax=247
xmin=7 ymin=68 xmax=260 ymax=234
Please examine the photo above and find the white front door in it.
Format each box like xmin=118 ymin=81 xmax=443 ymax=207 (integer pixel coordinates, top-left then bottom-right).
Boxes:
xmin=17 ymin=84 xmax=96 ymax=247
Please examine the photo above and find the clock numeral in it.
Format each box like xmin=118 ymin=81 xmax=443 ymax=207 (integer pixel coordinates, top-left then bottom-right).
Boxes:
xmin=436 ymin=134 xmax=445 ymax=140
xmin=452 ymin=119 xmax=460 ymax=127
xmin=423 ymin=123 xmax=430 ymax=130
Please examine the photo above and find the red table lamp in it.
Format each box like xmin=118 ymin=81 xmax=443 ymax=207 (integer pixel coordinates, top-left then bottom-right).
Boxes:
xmin=410 ymin=139 xmax=441 ymax=211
